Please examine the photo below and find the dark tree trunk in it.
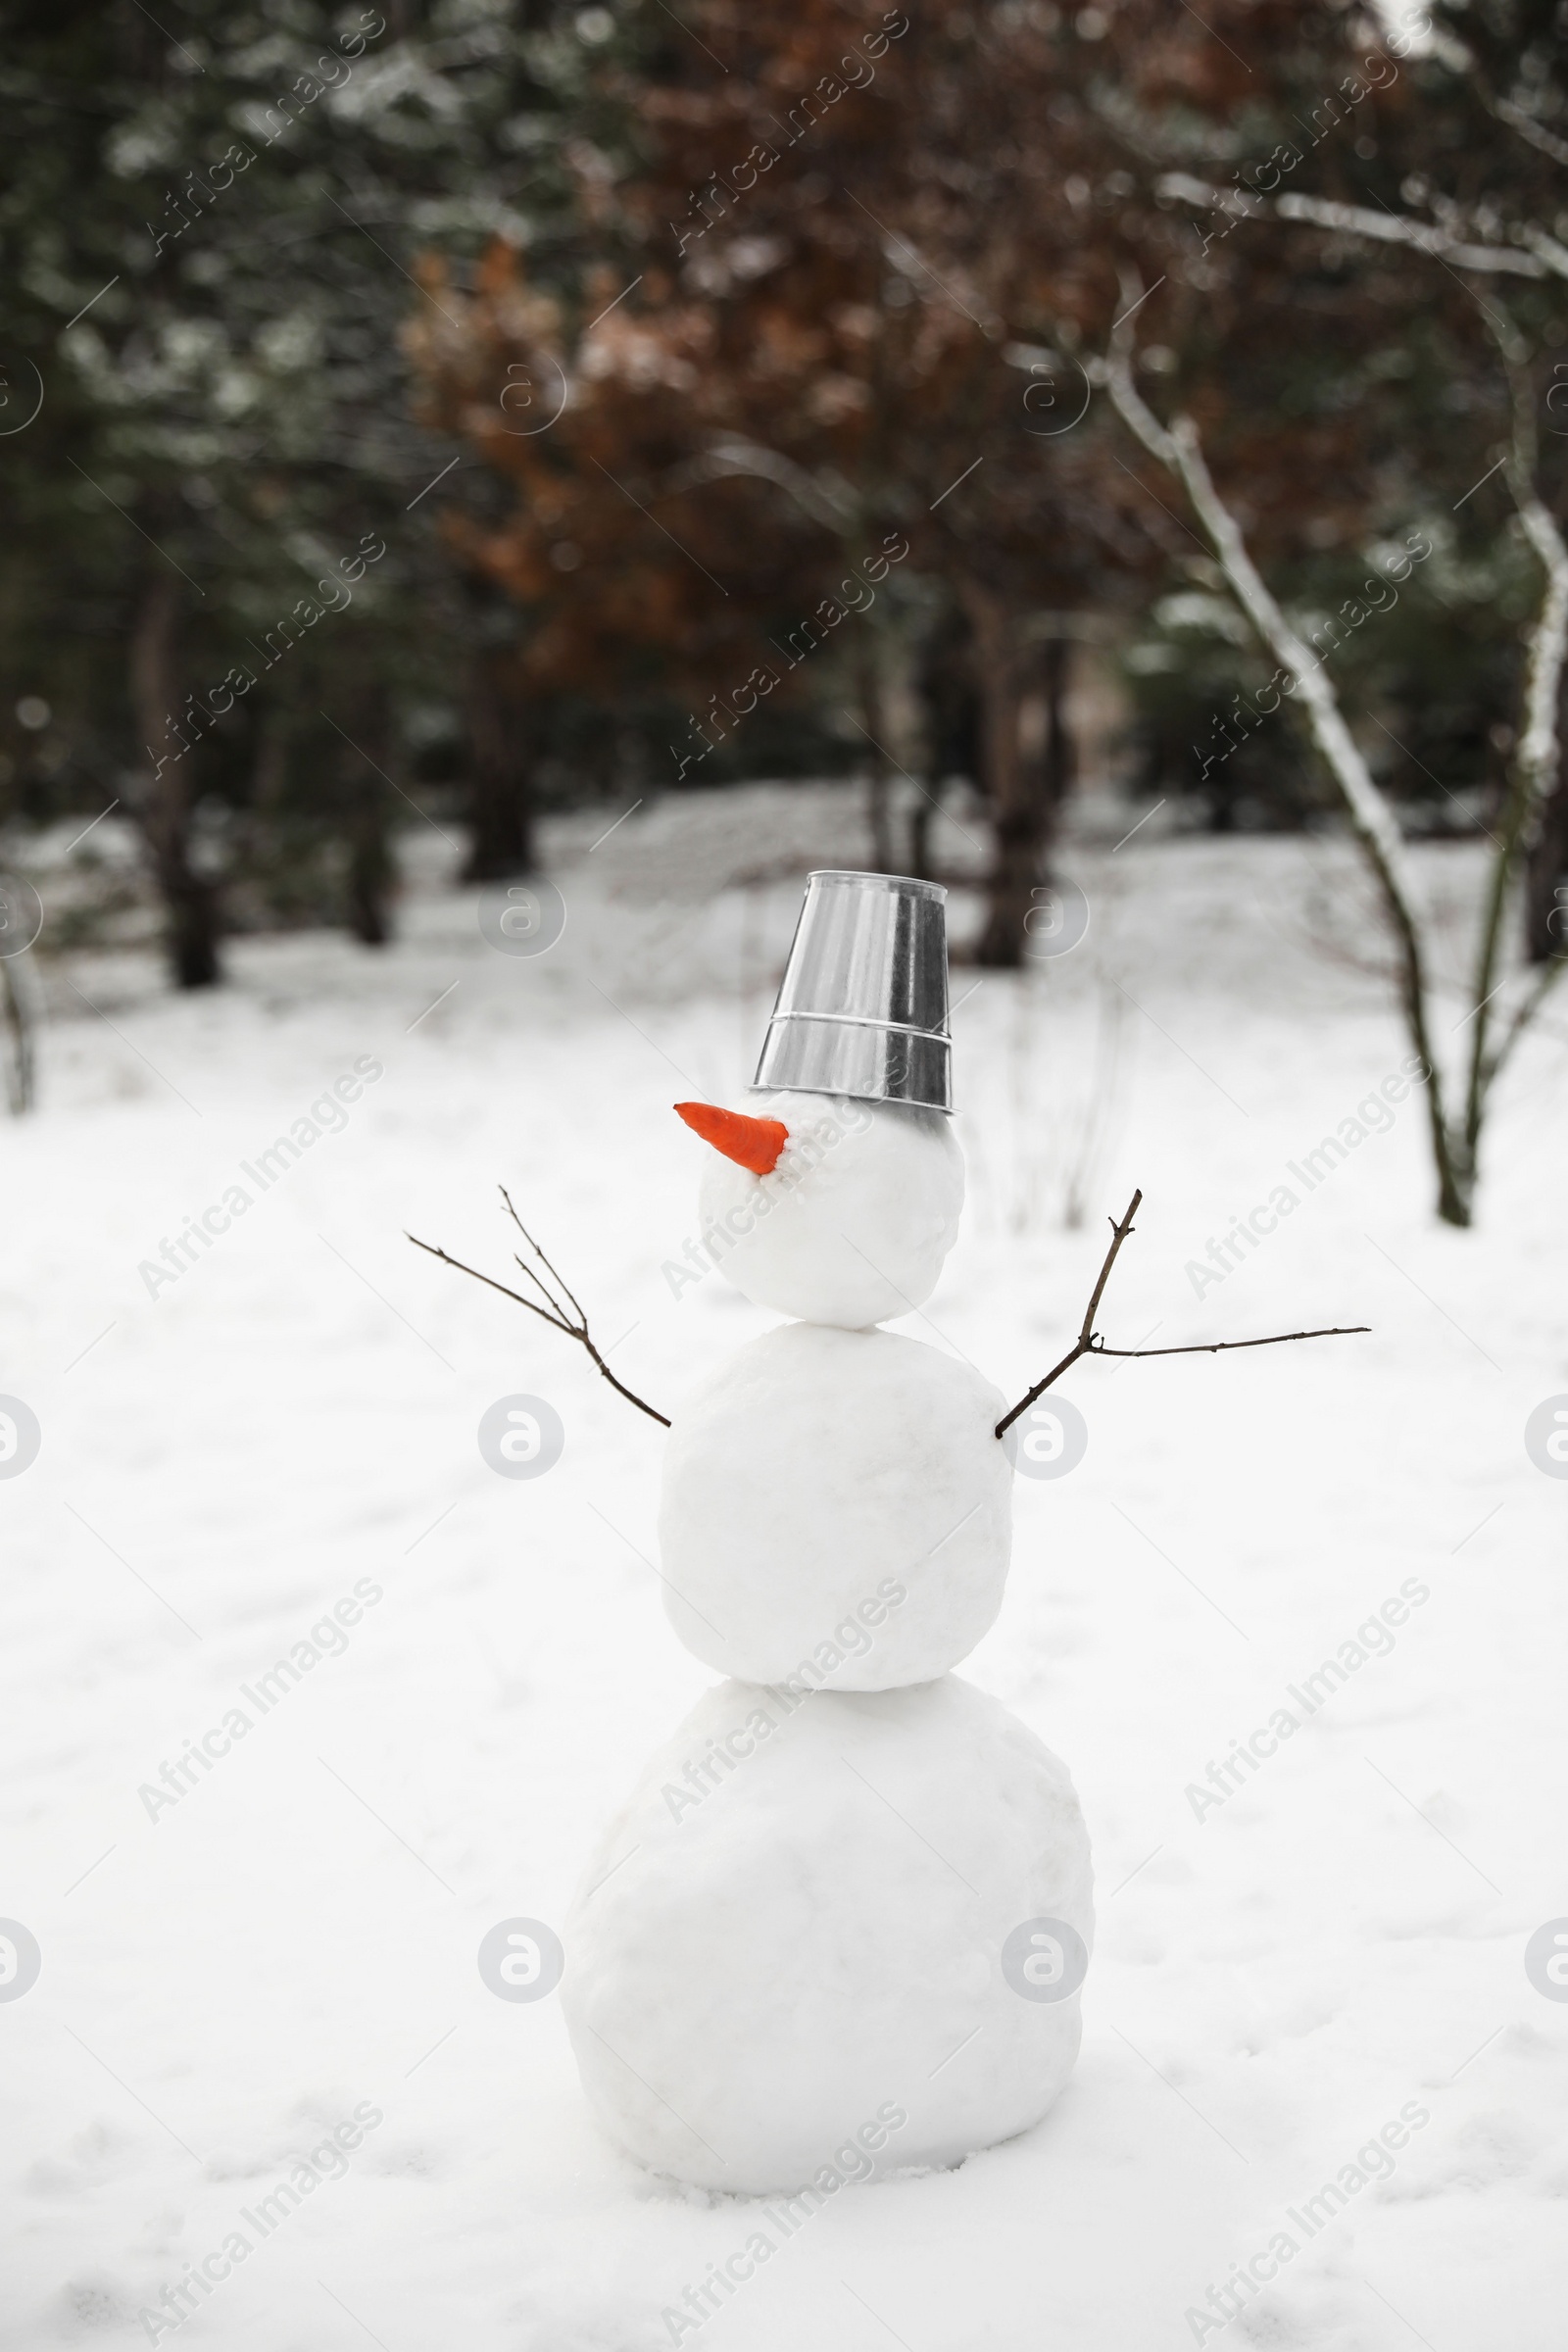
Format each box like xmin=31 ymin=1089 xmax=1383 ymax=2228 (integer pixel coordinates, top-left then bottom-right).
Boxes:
xmin=345 ymin=783 xmax=394 ymax=946
xmin=1041 ymin=634 xmax=1075 ymax=817
xmin=130 ymin=569 xmax=221 ymax=988
xmin=330 ymin=700 xmax=396 ymax=946
xmin=2 ymin=948 xmax=38 ymax=1113
xmin=907 ymin=785 xmax=937 ymax=882
xmin=920 ymin=603 xmax=980 ymax=781
xmin=857 ymin=638 xmax=896 ymax=872
xmin=967 ymin=603 xmax=1079 ymax=967
xmin=964 ymin=581 xmax=1036 ymax=968
xmin=911 ymin=599 xmax=978 ymax=879
xmin=464 ymin=645 xmax=535 ymax=882
xmin=1525 ymin=668 xmax=1568 ymax=961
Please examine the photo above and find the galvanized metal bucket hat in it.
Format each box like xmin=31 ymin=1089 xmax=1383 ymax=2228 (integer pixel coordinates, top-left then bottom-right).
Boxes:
xmin=752 ymin=869 xmax=953 ymax=1112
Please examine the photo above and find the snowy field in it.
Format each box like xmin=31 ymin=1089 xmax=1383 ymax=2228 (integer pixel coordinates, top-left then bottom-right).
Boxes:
xmin=3 ymin=780 xmax=1565 ymax=2352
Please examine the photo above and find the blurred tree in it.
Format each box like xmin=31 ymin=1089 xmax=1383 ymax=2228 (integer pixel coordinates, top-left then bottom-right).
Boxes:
xmin=0 ymin=0 xmax=612 ymax=982
xmin=408 ymin=0 xmax=1166 ymax=960
xmin=1091 ymin=0 xmax=1568 ymax=1222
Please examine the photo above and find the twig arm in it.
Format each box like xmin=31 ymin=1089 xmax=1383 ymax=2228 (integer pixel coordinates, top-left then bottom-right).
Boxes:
xmin=408 ymin=1235 xmax=574 ymax=1332
xmin=573 ymin=1330 xmax=672 ymax=1426
xmin=500 ymin=1186 xmax=588 ymax=1324
xmin=993 ymin=1188 xmax=1370 ymax=1440
xmin=1090 ymin=1325 xmax=1369 ymax=1363
xmin=1077 ymin=1189 xmax=1142 ymax=1345
xmin=995 ymin=1190 xmax=1142 ymax=1439
xmin=406 ymin=1230 xmax=672 ymax=1429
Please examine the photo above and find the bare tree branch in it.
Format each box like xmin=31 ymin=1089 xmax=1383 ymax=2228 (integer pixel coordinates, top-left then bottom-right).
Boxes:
xmin=1484 ymin=948 xmax=1568 ymax=1086
xmin=408 ymin=1206 xmax=671 ymax=1428
xmin=994 ymin=1189 xmax=1368 ymax=1439
xmin=1488 ymin=92 xmax=1568 ymax=172
xmin=662 ymin=439 xmax=858 ymax=532
xmin=1157 ymin=172 xmax=1555 ymax=281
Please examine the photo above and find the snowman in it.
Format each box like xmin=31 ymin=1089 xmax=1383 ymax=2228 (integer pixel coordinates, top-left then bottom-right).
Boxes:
xmin=560 ymin=871 xmax=1095 ymax=2193
xmin=411 ymin=872 xmax=1360 ymax=2198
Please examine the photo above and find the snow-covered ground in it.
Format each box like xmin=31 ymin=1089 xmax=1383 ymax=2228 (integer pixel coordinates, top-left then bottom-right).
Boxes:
xmin=3 ymin=780 xmax=1564 ymax=2352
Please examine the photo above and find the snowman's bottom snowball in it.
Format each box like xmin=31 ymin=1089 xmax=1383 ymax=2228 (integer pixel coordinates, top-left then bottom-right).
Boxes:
xmin=563 ymin=1675 xmax=1093 ymax=2193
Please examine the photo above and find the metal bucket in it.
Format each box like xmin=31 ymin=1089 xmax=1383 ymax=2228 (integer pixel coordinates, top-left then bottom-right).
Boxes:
xmin=752 ymin=870 xmax=953 ymax=1112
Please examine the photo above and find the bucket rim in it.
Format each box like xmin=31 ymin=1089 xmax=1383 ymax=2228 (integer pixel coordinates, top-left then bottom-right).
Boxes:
xmin=804 ymin=868 xmax=948 ymax=902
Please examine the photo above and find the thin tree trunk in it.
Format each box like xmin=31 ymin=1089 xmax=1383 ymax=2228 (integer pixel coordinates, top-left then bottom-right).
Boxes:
xmin=907 ymin=783 xmax=938 ymax=881
xmin=1457 ymin=313 xmax=1568 ymax=1185
xmin=1524 ymin=752 xmax=1568 ymax=959
xmin=1099 ymin=345 xmax=1468 ymax=1221
xmin=345 ymin=770 xmax=394 ymax=946
xmin=857 ymin=637 xmax=896 ymax=872
xmin=1524 ymin=605 xmax=1568 ymax=957
xmin=1133 ymin=215 xmax=1568 ymax=1223
xmin=329 ymin=694 xmax=396 ymax=946
xmin=911 ymin=600 xmax=977 ymax=879
xmin=1176 ymin=412 xmax=1466 ymax=1222
xmin=965 ymin=580 xmax=1045 ymax=968
xmin=1041 ymin=634 xmax=1075 ymax=818
xmin=464 ymin=646 xmax=535 ymax=882
xmin=130 ymin=569 xmax=221 ymax=989
xmin=2 ymin=947 xmax=39 ymax=1113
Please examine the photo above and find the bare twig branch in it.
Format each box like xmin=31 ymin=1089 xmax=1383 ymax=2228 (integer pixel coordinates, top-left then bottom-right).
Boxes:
xmin=500 ymin=1186 xmax=587 ymax=1323
xmin=994 ymin=1188 xmax=1368 ymax=1439
xmin=1077 ymin=1186 xmax=1144 ymax=1347
xmin=1092 ymin=1326 xmax=1370 ymax=1363
xmin=407 ymin=1221 xmax=671 ymax=1429
xmin=995 ymin=1188 xmax=1144 ymax=1435
xmin=407 ymin=1237 xmax=573 ymax=1330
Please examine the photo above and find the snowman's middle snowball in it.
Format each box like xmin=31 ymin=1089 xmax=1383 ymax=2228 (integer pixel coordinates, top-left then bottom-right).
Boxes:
xmin=660 ymin=1321 xmax=1011 ymax=1688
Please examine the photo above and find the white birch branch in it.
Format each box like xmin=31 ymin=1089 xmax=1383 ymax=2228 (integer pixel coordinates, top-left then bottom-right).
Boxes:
xmin=1489 ymin=93 xmax=1568 ymax=172
xmin=1158 ymin=172 xmax=1557 ymax=282
xmin=1087 ymin=287 xmax=1457 ymax=1200
xmin=1088 ymin=325 xmax=1415 ymax=894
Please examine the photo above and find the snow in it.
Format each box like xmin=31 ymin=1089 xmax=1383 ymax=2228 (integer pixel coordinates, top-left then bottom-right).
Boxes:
xmin=658 ymin=1321 xmax=1010 ymax=1688
xmin=562 ymin=1673 xmax=1092 ymax=2193
xmin=2 ymin=778 xmax=1565 ymax=2351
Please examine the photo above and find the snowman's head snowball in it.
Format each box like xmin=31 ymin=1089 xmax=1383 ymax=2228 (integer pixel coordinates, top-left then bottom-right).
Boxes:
xmin=677 ymin=1090 xmax=964 ymax=1327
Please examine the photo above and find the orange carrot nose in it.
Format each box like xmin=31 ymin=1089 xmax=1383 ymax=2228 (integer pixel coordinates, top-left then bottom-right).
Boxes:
xmin=674 ymin=1101 xmax=789 ymax=1175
